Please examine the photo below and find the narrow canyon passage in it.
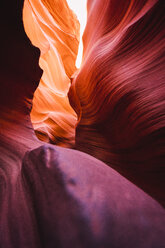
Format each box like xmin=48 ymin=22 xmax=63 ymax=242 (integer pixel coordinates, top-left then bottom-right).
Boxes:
xmin=0 ymin=0 xmax=165 ymax=247
xmin=23 ymin=0 xmax=87 ymax=147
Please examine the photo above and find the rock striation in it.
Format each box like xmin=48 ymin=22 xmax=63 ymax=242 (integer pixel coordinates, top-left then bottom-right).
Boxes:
xmin=69 ymin=0 xmax=165 ymax=207
xmin=23 ymin=0 xmax=80 ymax=146
xmin=0 ymin=0 xmax=165 ymax=247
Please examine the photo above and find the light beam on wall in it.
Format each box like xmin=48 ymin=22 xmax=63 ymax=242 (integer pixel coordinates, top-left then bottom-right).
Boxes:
xmin=66 ymin=0 xmax=87 ymax=68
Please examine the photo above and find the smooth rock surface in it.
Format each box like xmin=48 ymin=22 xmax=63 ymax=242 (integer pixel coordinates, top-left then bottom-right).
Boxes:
xmin=24 ymin=0 xmax=79 ymax=146
xmin=69 ymin=0 xmax=165 ymax=207
xmin=0 ymin=0 xmax=165 ymax=247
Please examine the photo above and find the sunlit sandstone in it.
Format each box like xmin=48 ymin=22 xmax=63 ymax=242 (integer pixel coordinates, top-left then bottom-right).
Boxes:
xmin=23 ymin=0 xmax=80 ymax=146
xmin=0 ymin=0 xmax=165 ymax=247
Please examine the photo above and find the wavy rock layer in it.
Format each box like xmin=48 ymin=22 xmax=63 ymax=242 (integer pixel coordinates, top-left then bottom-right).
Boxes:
xmin=23 ymin=0 xmax=79 ymax=146
xmin=0 ymin=0 xmax=165 ymax=247
xmin=69 ymin=0 xmax=165 ymax=206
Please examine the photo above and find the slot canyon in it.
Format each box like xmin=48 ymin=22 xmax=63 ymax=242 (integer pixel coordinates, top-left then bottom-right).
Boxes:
xmin=0 ymin=0 xmax=165 ymax=247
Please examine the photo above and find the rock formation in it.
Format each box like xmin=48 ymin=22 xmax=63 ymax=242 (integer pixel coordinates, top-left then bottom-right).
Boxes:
xmin=69 ymin=0 xmax=165 ymax=207
xmin=0 ymin=0 xmax=165 ymax=247
xmin=23 ymin=0 xmax=80 ymax=146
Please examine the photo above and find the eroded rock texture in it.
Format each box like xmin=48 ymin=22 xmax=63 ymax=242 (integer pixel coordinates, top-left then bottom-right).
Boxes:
xmin=69 ymin=0 xmax=165 ymax=207
xmin=23 ymin=0 xmax=79 ymax=146
xmin=0 ymin=0 xmax=165 ymax=247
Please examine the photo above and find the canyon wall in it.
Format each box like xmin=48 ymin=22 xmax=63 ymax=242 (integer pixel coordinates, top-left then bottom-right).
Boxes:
xmin=69 ymin=0 xmax=165 ymax=206
xmin=0 ymin=0 xmax=165 ymax=247
xmin=23 ymin=0 xmax=79 ymax=146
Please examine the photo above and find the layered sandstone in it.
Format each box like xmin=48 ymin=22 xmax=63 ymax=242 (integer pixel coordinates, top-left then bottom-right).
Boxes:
xmin=0 ymin=0 xmax=165 ymax=247
xmin=23 ymin=0 xmax=79 ymax=146
xmin=69 ymin=0 xmax=165 ymax=206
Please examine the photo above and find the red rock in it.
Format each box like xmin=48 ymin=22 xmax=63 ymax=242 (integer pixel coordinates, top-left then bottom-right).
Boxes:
xmin=0 ymin=1 xmax=165 ymax=247
xmin=69 ymin=0 xmax=165 ymax=207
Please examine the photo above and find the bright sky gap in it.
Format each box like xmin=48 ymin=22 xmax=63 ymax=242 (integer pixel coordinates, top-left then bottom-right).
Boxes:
xmin=66 ymin=0 xmax=87 ymax=68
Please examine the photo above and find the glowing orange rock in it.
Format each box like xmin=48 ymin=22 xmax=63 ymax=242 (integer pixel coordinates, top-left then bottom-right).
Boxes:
xmin=23 ymin=0 xmax=80 ymax=146
xmin=0 ymin=2 xmax=165 ymax=247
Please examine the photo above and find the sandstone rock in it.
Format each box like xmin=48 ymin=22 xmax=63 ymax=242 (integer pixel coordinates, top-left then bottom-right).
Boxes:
xmin=69 ymin=0 xmax=165 ymax=206
xmin=23 ymin=0 xmax=80 ymax=146
xmin=0 ymin=0 xmax=165 ymax=247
